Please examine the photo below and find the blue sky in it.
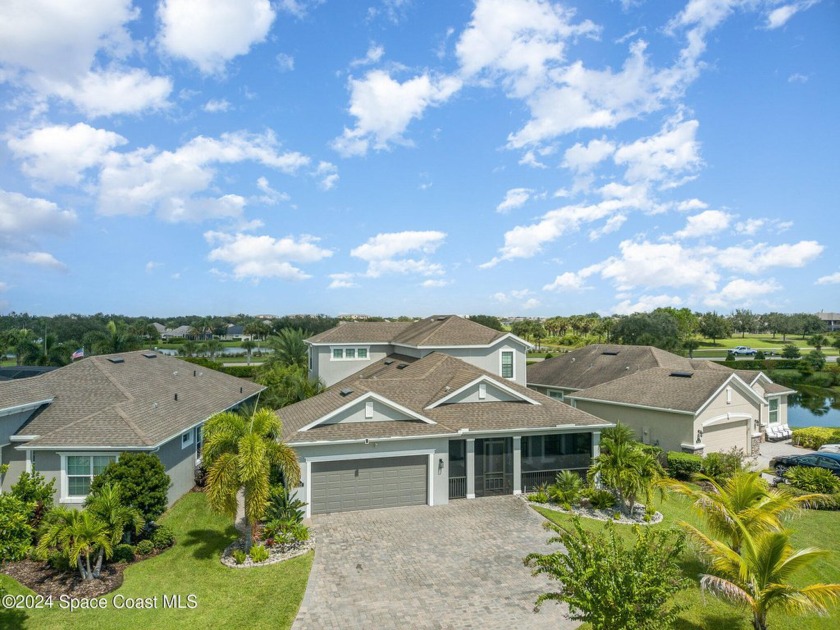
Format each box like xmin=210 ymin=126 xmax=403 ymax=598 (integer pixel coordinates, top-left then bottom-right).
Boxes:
xmin=0 ymin=0 xmax=838 ymax=318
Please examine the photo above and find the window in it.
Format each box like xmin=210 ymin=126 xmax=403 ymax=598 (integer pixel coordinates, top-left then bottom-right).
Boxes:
xmin=330 ymin=346 xmax=370 ymax=361
xmin=726 ymin=387 xmax=732 ymax=404
xmin=548 ymin=390 xmax=564 ymax=401
xmin=308 ymin=350 xmax=313 ymax=371
xmin=66 ymin=454 xmax=117 ymax=498
xmin=196 ymin=425 xmax=204 ymax=458
xmin=182 ymin=430 xmax=194 ymax=449
xmin=365 ymin=401 xmax=374 ymax=419
xmin=769 ymin=398 xmax=779 ymax=424
xmin=501 ymin=350 xmax=514 ymax=379
xmin=478 ymin=383 xmax=487 ymax=400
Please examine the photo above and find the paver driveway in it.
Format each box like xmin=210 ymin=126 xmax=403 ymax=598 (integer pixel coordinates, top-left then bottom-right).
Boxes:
xmin=293 ymin=496 xmax=575 ymax=629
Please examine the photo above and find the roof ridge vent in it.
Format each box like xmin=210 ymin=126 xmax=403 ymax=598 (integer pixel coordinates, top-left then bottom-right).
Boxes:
xmin=670 ymin=371 xmax=693 ymax=378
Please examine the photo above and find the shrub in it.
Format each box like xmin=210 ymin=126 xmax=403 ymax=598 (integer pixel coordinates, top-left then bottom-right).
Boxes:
xmin=549 ymin=471 xmax=584 ymax=508
xmin=0 ymin=494 xmax=33 ymax=562
xmin=112 ymin=543 xmax=136 ymax=563
xmin=264 ymin=484 xmax=307 ymax=524
xmin=28 ymin=546 xmax=48 ymax=562
xmin=136 ymin=539 xmax=155 ymax=556
xmin=47 ymin=550 xmax=73 ymax=573
xmin=527 ymin=483 xmax=549 ymax=503
xmin=803 ymin=372 xmax=834 ymax=388
xmin=666 ymin=452 xmax=702 ymax=480
xmin=150 ymin=524 xmax=175 ymax=549
xmin=249 ymin=544 xmax=270 ymax=563
xmin=702 ymin=447 xmax=745 ymax=483
xmin=525 ymin=519 xmax=689 ymax=629
xmin=233 ymin=549 xmax=247 ymax=565
xmin=803 ymin=350 xmax=826 ymax=372
xmin=754 ymin=350 xmax=766 ymax=360
xmin=194 ymin=462 xmax=207 ymax=488
xmin=10 ymin=469 xmax=56 ymax=533
xmin=781 ymin=344 xmax=801 ymax=359
xmin=791 ymin=427 xmax=840 ymax=450
xmin=784 ymin=466 xmax=840 ymax=494
xmin=90 ymin=452 xmax=170 ymax=522
xmin=589 ymin=489 xmax=617 ymax=510
xmin=290 ymin=523 xmax=310 ymax=543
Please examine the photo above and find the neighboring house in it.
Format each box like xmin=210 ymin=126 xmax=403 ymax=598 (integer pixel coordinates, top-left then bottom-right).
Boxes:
xmin=281 ymin=351 xmax=611 ymax=517
xmin=155 ymin=324 xmax=192 ymax=340
xmin=0 ymin=351 xmax=263 ymax=507
xmin=306 ymin=315 xmax=532 ymax=388
xmin=816 ymin=311 xmax=840 ymax=332
xmin=527 ymin=344 xmax=795 ymax=456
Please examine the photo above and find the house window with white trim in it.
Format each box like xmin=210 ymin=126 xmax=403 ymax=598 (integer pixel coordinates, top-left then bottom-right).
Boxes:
xmin=330 ymin=346 xmax=370 ymax=361
xmin=182 ymin=430 xmax=194 ymax=449
xmin=501 ymin=350 xmax=514 ymax=379
xmin=66 ymin=455 xmax=117 ymax=498
xmin=769 ymin=398 xmax=779 ymax=424
xmin=332 ymin=348 xmax=343 ymax=359
xmin=548 ymin=390 xmax=565 ymax=401
xmin=196 ymin=425 xmax=204 ymax=458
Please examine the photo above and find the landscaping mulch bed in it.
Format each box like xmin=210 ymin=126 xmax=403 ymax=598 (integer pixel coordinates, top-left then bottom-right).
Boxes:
xmin=1 ymin=560 xmax=124 ymax=599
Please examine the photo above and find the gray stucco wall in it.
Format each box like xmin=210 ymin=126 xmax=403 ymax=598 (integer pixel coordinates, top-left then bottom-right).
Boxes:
xmin=310 ymin=344 xmax=393 ymax=387
xmin=0 ymin=444 xmax=26 ymax=493
xmin=155 ymin=430 xmax=199 ymax=507
xmin=292 ymin=437 xmax=451 ymax=516
xmin=1 ymin=409 xmax=36 ymax=445
xmin=323 ymin=398 xmax=413 ymax=424
xmin=439 ymin=341 xmax=529 ymax=386
xmin=572 ymin=400 xmax=694 ymax=452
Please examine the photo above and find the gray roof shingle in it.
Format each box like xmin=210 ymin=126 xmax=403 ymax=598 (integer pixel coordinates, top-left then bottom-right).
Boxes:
xmin=306 ymin=315 xmax=509 ymax=347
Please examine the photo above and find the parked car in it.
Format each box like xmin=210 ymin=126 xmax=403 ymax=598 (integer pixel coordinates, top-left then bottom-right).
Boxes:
xmin=770 ymin=452 xmax=840 ymax=477
xmin=732 ymin=346 xmax=757 ymax=356
xmin=818 ymin=444 xmax=840 ymax=454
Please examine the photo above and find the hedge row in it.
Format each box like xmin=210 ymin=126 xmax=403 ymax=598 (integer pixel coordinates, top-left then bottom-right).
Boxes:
xmin=791 ymin=427 xmax=840 ymax=450
xmin=666 ymin=452 xmax=702 ymax=480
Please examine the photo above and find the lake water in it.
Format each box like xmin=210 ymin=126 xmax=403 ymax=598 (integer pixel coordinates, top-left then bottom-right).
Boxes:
xmin=787 ymin=388 xmax=840 ymax=428
xmin=157 ymin=347 xmax=272 ymax=356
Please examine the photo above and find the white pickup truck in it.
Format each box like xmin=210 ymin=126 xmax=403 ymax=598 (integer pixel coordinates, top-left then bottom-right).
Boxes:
xmin=732 ymin=346 xmax=757 ymax=356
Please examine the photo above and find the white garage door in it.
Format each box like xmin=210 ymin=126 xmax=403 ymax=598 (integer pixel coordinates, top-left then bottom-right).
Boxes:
xmin=703 ymin=419 xmax=749 ymax=454
xmin=311 ymin=456 xmax=428 ymax=515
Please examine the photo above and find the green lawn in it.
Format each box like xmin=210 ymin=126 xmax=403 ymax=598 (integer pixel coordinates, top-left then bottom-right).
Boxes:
xmin=532 ymin=494 xmax=840 ymax=629
xmin=0 ymin=493 xmax=312 ymax=630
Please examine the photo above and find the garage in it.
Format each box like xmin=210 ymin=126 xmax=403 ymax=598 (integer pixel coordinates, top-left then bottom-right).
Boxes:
xmin=310 ymin=455 xmax=428 ymax=515
xmin=702 ymin=418 xmax=750 ymax=454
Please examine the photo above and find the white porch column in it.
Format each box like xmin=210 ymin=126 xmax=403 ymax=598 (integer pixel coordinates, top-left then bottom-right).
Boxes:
xmin=466 ymin=438 xmax=476 ymax=499
xmin=512 ymin=436 xmax=522 ymax=495
xmin=591 ymin=432 xmax=601 ymax=488
xmin=25 ymin=449 xmax=32 ymax=474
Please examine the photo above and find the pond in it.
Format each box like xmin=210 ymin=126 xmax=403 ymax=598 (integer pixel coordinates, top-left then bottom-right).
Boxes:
xmin=787 ymin=386 xmax=840 ymax=428
xmin=156 ymin=347 xmax=272 ymax=357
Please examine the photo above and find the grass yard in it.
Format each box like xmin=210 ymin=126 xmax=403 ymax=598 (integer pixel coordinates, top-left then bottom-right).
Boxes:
xmin=532 ymin=493 xmax=840 ymax=629
xmin=0 ymin=493 xmax=312 ymax=630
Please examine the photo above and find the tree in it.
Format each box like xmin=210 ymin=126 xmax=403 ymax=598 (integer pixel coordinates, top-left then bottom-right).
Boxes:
xmin=730 ymin=309 xmax=757 ymax=338
xmin=203 ymin=408 xmax=300 ymax=551
xmin=803 ymin=349 xmax=826 ymax=372
xmin=85 ymin=482 xmax=143 ymax=546
xmin=265 ymin=328 xmax=309 ymax=369
xmin=531 ymin=322 xmax=547 ymax=351
xmin=37 ymin=508 xmax=113 ymax=580
xmin=698 ymin=312 xmax=731 ymax=346
xmin=179 ymin=340 xmax=198 ymax=357
xmin=808 ymin=334 xmax=829 ymax=351
xmin=525 ymin=518 xmax=689 ymax=629
xmin=467 ymin=315 xmax=504 ymax=331
xmin=659 ymin=471 xmax=824 ymax=553
xmin=683 ymin=338 xmax=700 ymax=358
xmin=240 ymin=339 xmax=257 ymax=365
xmin=204 ymin=338 xmax=223 ymax=359
xmin=257 ymin=364 xmax=325 ymax=409
xmin=781 ymin=344 xmax=801 ymax=359
xmin=686 ymin=524 xmax=840 ymax=630
xmin=796 ymin=313 xmax=825 ymax=339
xmin=654 ymin=307 xmax=698 ymax=342
xmin=90 ymin=453 xmax=170 ymax=522
xmin=10 ymin=469 xmax=55 ymax=534
xmin=86 ymin=320 xmax=141 ymax=355
xmin=612 ymin=312 xmax=680 ymax=350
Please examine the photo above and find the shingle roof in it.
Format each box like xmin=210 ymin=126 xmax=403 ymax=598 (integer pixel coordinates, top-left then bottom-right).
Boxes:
xmin=527 ymin=344 xmax=692 ymax=390
xmin=2 ymin=352 xmax=263 ymax=448
xmin=279 ymin=352 xmax=606 ymax=444
xmin=567 ymin=368 xmax=739 ymax=414
xmin=305 ymin=315 xmax=510 ymax=347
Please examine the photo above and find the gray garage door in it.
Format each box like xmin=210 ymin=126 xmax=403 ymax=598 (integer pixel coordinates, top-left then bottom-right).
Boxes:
xmin=311 ymin=456 xmax=428 ymax=515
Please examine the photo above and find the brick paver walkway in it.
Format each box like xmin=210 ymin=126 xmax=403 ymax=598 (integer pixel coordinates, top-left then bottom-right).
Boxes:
xmin=293 ymin=496 xmax=575 ymax=629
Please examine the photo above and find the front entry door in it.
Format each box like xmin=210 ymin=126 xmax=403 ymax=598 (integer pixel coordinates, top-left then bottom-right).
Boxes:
xmin=483 ymin=438 xmax=507 ymax=494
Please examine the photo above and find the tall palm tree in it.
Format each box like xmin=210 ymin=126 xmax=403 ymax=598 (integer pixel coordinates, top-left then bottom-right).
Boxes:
xmin=240 ymin=339 xmax=257 ymax=365
xmin=180 ymin=340 xmax=198 ymax=358
xmin=686 ymin=523 xmax=840 ymax=630
xmin=659 ymin=472 xmax=825 ymax=553
xmin=266 ymin=328 xmax=309 ymax=368
xmin=203 ymin=408 xmax=300 ymax=550
xmin=86 ymin=482 xmax=143 ymax=546
xmin=37 ymin=508 xmax=113 ymax=580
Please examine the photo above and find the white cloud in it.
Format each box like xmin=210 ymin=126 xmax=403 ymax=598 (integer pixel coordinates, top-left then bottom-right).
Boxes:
xmin=676 ymin=198 xmax=708 ymax=212
xmin=145 ymin=261 xmax=162 ymax=272
xmin=255 ymin=177 xmax=290 ymax=205
xmin=421 ymin=279 xmax=450 ymax=288
xmin=613 ymin=117 xmax=702 ymax=185
xmin=736 ymin=218 xmax=764 ymax=235
xmin=543 ymin=271 xmax=588 ymax=291
xmin=328 ymin=273 xmax=359 ymax=289
xmin=766 ymin=2 xmax=818 ymax=29
xmin=672 ymin=209 xmax=732 ymax=239
xmin=717 ymin=240 xmax=824 ymax=273
xmin=204 ymin=98 xmax=232 ymax=113
xmin=816 ymin=272 xmax=840 ymax=285
xmin=315 ymin=162 xmax=339 ymax=190
xmin=599 ymin=239 xmax=719 ymax=293
xmin=787 ymin=72 xmax=808 ymax=83
xmin=158 ymin=0 xmax=276 ymax=74
xmin=496 ymin=188 xmax=532 ymax=213
xmin=205 ymin=231 xmax=332 ymax=281
xmin=705 ymin=278 xmax=782 ymax=307
xmin=0 ymin=189 xmax=77 ymax=244
xmin=350 ymin=230 xmax=447 ymax=277
xmin=332 ymin=70 xmax=462 ymax=156
xmin=6 ymin=251 xmax=67 ymax=271
xmin=46 ymin=69 xmax=172 ymax=117
xmin=562 ymin=137 xmax=616 ymax=173
xmin=522 ymin=297 xmax=541 ymax=310
xmin=351 ymin=44 xmax=385 ymax=67
xmin=588 ymin=214 xmax=627 ymax=240
xmin=8 ymin=123 xmax=127 ymax=186
xmin=276 ymin=53 xmax=295 ymax=72
xmin=612 ymin=293 xmax=683 ymax=315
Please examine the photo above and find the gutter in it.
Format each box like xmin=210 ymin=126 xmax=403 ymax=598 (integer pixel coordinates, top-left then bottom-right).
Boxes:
xmin=567 ymin=395 xmax=695 ymax=416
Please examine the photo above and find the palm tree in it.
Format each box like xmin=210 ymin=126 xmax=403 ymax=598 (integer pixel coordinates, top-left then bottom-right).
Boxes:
xmin=659 ymin=472 xmax=825 ymax=553
xmin=203 ymin=408 xmax=300 ymax=551
xmin=588 ymin=435 xmax=663 ymax=516
xmin=240 ymin=339 xmax=257 ymax=365
xmin=204 ymin=338 xmax=223 ymax=359
xmin=256 ymin=364 xmax=325 ymax=409
xmin=807 ymin=334 xmax=829 ymax=352
xmin=686 ymin=523 xmax=840 ymax=629
xmin=86 ymin=482 xmax=143 ymax=546
xmin=266 ymin=328 xmax=309 ymax=369
xmin=179 ymin=340 xmax=198 ymax=358
xmin=37 ymin=508 xmax=113 ymax=580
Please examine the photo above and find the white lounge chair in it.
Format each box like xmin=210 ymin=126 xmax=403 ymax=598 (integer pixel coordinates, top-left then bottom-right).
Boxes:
xmin=779 ymin=424 xmax=793 ymax=440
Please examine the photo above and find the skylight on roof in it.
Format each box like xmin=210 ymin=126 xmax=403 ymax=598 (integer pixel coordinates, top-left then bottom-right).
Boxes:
xmin=340 ymin=388 xmax=353 ymax=396
xmin=397 ymin=363 xmax=408 ymax=369
xmin=670 ymin=371 xmax=693 ymax=378
xmin=107 ymin=357 xmax=125 ymax=364
xmin=142 ymin=352 xmax=157 ymax=359
xmin=383 ymin=359 xmax=394 ymax=365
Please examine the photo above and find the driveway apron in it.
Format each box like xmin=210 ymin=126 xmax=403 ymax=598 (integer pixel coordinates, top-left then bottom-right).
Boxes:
xmin=293 ymin=496 xmax=575 ymax=629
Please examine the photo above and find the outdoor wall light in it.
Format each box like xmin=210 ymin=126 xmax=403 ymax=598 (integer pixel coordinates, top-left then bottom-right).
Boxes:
xmin=438 ymin=457 xmax=444 ymax=472
xmin=696 ymin=429 xmax=703 ymax=443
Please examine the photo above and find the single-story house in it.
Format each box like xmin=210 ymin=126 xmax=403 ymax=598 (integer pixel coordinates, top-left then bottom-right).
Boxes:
xmin=0 ymin=351 xmax=263 ymax=506
xmin=527 ymin=344 xmax=795 ymax=456
xmin=280 ymin=350 xmax=612 ymax=518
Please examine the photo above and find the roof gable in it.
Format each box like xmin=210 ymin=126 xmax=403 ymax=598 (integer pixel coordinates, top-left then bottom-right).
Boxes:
xmin=298 ymin=391 xmax=436 ymax=431
xmin=425 ymin=375 xmax=539 ymax=409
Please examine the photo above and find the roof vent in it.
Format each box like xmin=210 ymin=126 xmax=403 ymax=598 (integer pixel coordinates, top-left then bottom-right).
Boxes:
xmin=601 ymin=351 xmax=619 ymax=356
xmin=436 ymin=316 xmax=446 ymax=320
xmin=670 ymin=371 xmax=693 ymax=378
xmin=383 ymin=359 xmax=394 ymax=365
xmin=107 ymin=357 xmax=125 ymax=364
xmin=396 ymin=363 xmax=408 ymax=369
xmin=142 ymin=352 xmax=157 ymax=358
xmin=340 ymin=388 xmax=353 ymax=396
